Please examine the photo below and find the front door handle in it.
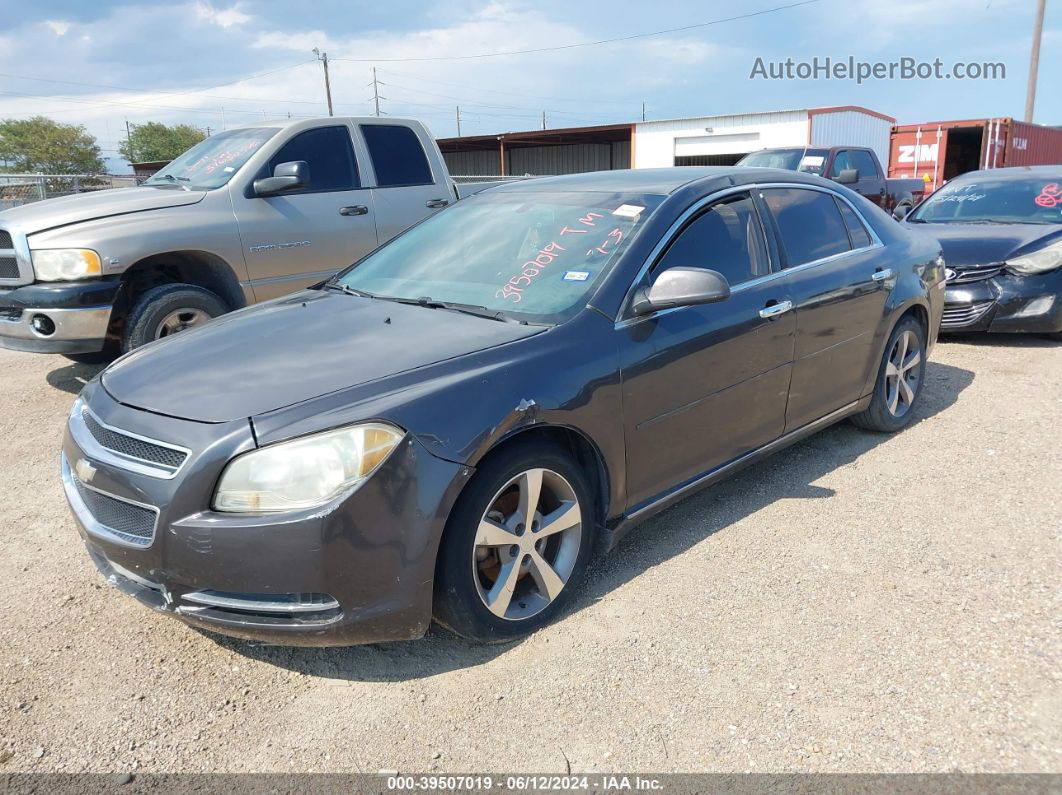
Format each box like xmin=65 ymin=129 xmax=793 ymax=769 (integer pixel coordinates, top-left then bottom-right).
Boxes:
xmin=759 ymin=300 xmax=793 ymax=319
xmin=339 ymin=205 xmax=369 ymax=216
xmin=872 ymin=268 xmax=893 ymax=282
xmin=426 ymin=198 xmax=449 ymax=209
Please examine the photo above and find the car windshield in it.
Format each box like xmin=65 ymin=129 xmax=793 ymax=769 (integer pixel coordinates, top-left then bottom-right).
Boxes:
xmin=908 ymin=175 xmax=1062 ymax=225
xmin=738 ymin=149 xmax=828 ymax=175
xmin=335 ymin=190 xmax=665 ymax=324
xmin=143 ymin=127 xmax=279 ymax=190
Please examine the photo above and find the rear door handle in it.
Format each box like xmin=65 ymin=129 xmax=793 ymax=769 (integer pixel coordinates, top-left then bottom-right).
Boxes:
xmin=872 ymin=268 xmax=893 ymax=282
xmin=759 ymin=300 xmax=793 ymax=319
xmin=426 ymin=198 xmax=449 ymax=209
xmin=339 ymin=205 xmax=369 ymax=216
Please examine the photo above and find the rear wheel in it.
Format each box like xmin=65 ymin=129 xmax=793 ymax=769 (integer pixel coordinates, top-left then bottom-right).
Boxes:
xmin=433 ymin=440 xmax=595 ymax=643
xmin=851 ymin=316 xmax=927 ymax=432
xmin=122 ymin=284 xmax=228 ymax=352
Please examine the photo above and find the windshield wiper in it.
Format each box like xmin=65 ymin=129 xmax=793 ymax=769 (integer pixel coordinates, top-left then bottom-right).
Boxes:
xmin=384 ymin=295 xmax=514 ymax=323
xmin=148 ymin=173 xmax=192 ymax=191
xmin=322 ymin=282 xmax=375 ymax=298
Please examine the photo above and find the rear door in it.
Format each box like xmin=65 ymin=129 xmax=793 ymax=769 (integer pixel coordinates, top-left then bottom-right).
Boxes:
xmin=233 ymin=124 xmax=378 ymax=302
xmin=758 ymin=186 xmax=890 ymax=431
xmin=358 ymin=122 xmax=452 ymax=243
xmin=618 ymin=191 xmax=796 ymax=510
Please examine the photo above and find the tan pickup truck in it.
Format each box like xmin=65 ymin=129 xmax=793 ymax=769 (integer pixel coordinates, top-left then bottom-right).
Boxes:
xmin=0 ymin=116 xmax=468 ymax=361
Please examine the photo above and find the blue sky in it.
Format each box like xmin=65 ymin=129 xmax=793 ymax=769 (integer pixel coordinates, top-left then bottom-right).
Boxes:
xmin=0 ymin=0 xmax=1058 ymax=170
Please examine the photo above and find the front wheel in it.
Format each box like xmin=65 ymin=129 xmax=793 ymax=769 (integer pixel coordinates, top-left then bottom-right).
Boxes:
xmin=122 ymin=284 xmax=229 ymax=352
xmin=433 ymin=440 xmax=596 ymax=643
xmin=851 ymin=316 xmax=927 ymax=432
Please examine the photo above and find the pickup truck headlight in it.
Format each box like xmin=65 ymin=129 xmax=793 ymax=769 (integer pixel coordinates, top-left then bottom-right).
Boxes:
xmin=31 ymin=248 xmax=102 ymax=281
xmin=1005 ymin=239 xmax=1062 ymax=275
xmin=213 ymin=423 xmax=404 ymax=513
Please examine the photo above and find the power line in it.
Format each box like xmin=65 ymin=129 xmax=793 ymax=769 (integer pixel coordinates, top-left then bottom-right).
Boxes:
xmin=329 ymin=2 xmax=818 ymax=62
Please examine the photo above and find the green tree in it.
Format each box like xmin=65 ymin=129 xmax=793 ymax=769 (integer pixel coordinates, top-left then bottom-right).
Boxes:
xmin=0 ymin=116 xmax=104 ymax=173
xmin=119 ymin=122 xmax=206 ymax=163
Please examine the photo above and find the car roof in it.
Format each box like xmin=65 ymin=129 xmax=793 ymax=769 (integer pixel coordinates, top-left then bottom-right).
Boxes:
xmin=952 ymin=165 xmax=1062 ymax=181
xmin=486 ymin=166 xmax=831 ymax=196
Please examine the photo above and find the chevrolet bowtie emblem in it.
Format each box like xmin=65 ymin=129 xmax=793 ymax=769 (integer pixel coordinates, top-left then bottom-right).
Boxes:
xmin=75 ymin=458 xmax=97 ymax=484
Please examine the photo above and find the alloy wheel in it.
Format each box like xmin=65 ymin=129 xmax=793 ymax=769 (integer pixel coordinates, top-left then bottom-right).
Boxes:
xmin=155 ymin=308 xmax=212 ymax=339
xmin=472 ymin=468 xmax=583 ymax=621
xmin=884 ymin=329 xmax=921 ymax=417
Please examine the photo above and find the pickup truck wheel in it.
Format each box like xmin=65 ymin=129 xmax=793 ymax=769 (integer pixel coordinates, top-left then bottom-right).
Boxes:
xmin=122 ymin=284 xmax=228 ymax=352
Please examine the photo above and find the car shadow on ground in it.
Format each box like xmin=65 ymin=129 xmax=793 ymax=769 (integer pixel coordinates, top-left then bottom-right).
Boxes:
xmin=46 ymin=361 xmax=106 ymax=395
xmin=215 ymin=359 xmax=975 ymax=681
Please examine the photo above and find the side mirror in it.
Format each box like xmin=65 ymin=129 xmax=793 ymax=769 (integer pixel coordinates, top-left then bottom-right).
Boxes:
xmin=631 ymin=266 xmax=731 ymax=316
xmin=892 ymin=204 xmax=911 ymax=221
xmin=253 ymin=160 xmax=309 ymax=197
xmin=835 ymin=168 xmax=859 ymax=184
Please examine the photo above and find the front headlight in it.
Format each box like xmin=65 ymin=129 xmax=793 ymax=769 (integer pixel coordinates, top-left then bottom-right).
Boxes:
xmin=32 ymin=248 xmax=102 ymax=281
xmin=213 ymin=423 xmax=404 ymax=513
xmin=1005 ymin=239 xmax=1062 ymax=275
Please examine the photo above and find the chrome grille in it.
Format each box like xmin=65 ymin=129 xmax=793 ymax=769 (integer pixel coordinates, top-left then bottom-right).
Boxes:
xmin=947 ymin=264 xmax=1003 ymax=284
xmin=82 ymin=408 xmax=188 ymax=471
xmin=942 ymin=301 xmax=994 ymax=329
xmin=70 ymin=475 xmax=157 ymax=547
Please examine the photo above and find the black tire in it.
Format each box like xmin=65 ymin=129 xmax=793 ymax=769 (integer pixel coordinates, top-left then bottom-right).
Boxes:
xmin=122 ymin=284 xmax=228 ymax=353
xmin=851 ymin=315 xmax=927 ymax=433
xmin=433 ymin=439 xmax=596 ymax=644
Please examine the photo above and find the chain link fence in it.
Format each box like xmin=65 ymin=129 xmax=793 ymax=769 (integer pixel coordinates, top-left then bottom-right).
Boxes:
xmin=0 ymin=174 xmax=144 ymax=210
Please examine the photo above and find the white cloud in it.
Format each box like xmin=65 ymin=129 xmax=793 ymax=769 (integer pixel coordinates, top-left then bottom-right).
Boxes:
xmin=44 ymin=20 xmax=72 ymax=36
xmin=194 ymin=1 xmax=251 ymax=29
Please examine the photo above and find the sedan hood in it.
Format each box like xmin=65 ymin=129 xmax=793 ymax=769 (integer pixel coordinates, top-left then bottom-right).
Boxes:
xmin=102 ymin=291 xmax=544 ymax=423
xmin=0 ymin=186 xmax=206 ymax=235
xmin=911 ymin=222 xmax=1059 ymax=267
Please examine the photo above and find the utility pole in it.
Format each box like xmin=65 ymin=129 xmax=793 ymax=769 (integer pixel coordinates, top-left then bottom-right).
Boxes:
xmin=642 ymin=101 xmax=646 ymax=122
xmin=313 ymin=47 xmax=334 ymax=117
xmin=456 ymin=106 xmax=462 ymax=136
xmin=125 ymin=119 xmax=134 ymax=162
xmin=1024 ymin=0 xmax=1046 ymax=122
xmin=370 ymin=67 xmax=384 ymax=117
xmin=542 ymin=111 xmax=546 ymax=130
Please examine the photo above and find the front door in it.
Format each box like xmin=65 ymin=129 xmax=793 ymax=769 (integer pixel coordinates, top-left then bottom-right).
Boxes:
xmin=233 ymin=124 xmax=378 ymax=302
xmin=758 ymin=187 xmax=892 ymax=431
xmin=618 ymin=191 xmax=796 ymax=510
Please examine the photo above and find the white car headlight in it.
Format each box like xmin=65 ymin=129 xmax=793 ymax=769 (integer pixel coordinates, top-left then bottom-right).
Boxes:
xmin=1005 ymin=239 xmax=1062 ymax=275
xmin=32 ymin=248 xmax=102 ymax=281
xmin=213 ymin=422 xmax=404 ymax=513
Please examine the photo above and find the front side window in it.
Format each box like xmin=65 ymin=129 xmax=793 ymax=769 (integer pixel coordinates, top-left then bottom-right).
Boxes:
xmin=761 ymin=188 xmax=852 ymax=266
xmin=655 ymin=194 xmax=770 ymax=286
xmin=268 ymin=126 xmax=359 ymax=193
xmin=829 ymin=151 xmax=853 ymax=178
xmin=336 ymin=191 xmax=664 ymax=323
xmin=908 ymin=175 xmax=1062 ymax=225
xmin=144 ymin=127 xmax=279 ymax=190
xmin=850 ymin=150 xmax=879 ymax=180
xmin=361 ymin=124 xmax=433 ymax=187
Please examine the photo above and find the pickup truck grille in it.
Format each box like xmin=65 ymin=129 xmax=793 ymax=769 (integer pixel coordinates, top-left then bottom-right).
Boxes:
xmin=0 ymin=231 xmax=12 ymax=248
xmin=0 ymin=224 xmax=29 ymax=285
xmin=0 ymin=257 xmax=17 ymax=279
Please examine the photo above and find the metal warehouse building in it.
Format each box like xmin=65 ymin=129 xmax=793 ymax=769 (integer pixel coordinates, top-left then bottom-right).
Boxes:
xmin=438 ymin=105 xmax=895 ymax=177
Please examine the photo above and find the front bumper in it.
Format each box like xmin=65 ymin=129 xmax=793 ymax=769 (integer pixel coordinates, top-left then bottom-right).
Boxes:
xmin=62 ymin=380 xmax=472 ymax=646
xmin=941 ymin=268 xmax=1062 ymax=334
xmin=0 ymin=279 xmax=119 ymax=353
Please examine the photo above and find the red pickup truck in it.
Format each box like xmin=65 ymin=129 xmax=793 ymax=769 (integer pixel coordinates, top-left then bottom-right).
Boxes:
xmin=737 ymin=146 xmax=925 ymax=219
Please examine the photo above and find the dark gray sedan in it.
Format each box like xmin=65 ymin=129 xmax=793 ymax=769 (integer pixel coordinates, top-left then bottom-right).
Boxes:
xmin=62 ymin=167 xmax=944 ymax=645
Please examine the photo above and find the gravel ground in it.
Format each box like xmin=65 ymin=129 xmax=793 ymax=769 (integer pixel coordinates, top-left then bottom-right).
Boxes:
xmin=1 ymin=335 xmax=1059 ymax=775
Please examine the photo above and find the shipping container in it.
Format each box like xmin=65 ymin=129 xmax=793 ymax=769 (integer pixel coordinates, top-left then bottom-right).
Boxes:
xmin=888 ymin=118 xmax=1062 ymax=193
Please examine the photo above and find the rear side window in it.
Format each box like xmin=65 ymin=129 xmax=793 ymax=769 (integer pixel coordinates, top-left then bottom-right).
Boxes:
xmin=656 ymin=194 xmax=770 ymax=286
xmin=834 ymin=197 xmax=873 ymax=249
xmin=761 ymin=188 xmax=851 ymax=266
xmin=361 ymin=125 xmax=433 ymax=187
xmin=269 ymin=126 xmax=359 ymax=192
